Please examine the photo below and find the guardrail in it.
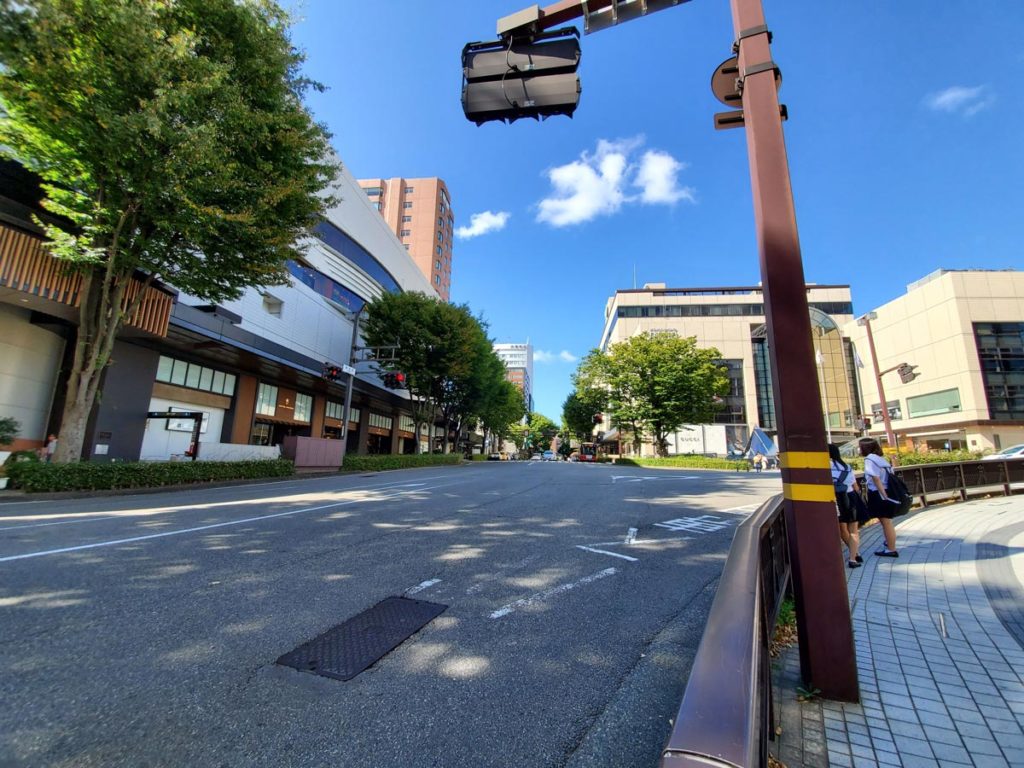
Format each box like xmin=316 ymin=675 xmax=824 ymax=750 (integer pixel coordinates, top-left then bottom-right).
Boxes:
xmin=659 ymin=494 xmax=789 ymax=768
xmin=892 ymin=457 xmax=1024 ymax=507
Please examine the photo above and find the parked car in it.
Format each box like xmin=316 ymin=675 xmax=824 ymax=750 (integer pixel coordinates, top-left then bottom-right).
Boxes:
xmin=982 ymin=444 xmax=1024 ymax=461
xmin=542 ymin=450 xmax=555 ymax=461
xmin=531 ymin=453 xmax=542 ymax=461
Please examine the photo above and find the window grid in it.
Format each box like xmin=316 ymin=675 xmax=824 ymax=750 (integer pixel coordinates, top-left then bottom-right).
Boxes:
xmin=156 ymin=356 xmax=236 ymax=396
xmin=294 ymin=393 xmax=313 ymax=423
xmin=256 ymin=383 xmax=278 ymax=417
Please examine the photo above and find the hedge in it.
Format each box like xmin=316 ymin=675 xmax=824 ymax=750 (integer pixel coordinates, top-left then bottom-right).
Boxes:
xmin=614 ymin=455 xmax=749 ymax=471
xmin=5 ymin=459 xmax=294 ymax=493
xmin=844 ymin=449 xmax=985 ymax=471
xmin=340 ymin=454 xmax=463 ymax=472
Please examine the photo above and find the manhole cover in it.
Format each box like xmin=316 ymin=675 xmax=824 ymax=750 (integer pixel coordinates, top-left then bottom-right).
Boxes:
xmin=276 ymin=596 xmax=447 ymax=681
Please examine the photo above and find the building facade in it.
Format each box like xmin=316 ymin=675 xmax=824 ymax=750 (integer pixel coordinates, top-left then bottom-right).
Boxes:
xmin=493 ymin=342 xmax=534 ymax=414
xmin=597 ymin=282 xmax=859 ymax=455
xmin=356 ymin=177 xmax=454 ymax=301
xmin=0 ymin=158 xmax=440 ymax=461
xmin=842 ymin=269 xmax=1024 ymax=453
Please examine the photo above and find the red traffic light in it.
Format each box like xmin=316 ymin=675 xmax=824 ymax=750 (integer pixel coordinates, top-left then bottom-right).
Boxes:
xmin=322 ymin=362 xmax=343 ymax=382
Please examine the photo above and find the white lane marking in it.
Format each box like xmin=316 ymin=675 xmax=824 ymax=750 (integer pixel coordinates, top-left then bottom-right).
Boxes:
xmin=406 ymin=578 xmax=441 ymax=595
xmin=625 ymin=527 xmax=638 ymax=545
xmin=576 ymin=545 xmax=639 ymax=563
xmin=0 ymin=483 xmax=451 ymax=564
xmin=0 ymin=480 xmax=433 ymax=532
xmin=654 ymin=515 xmax=733 ymax=534
xmin=489 ymin=567 xmax=618 ymax=619
xmin=723 ymin=503 xmax=760 ymax=514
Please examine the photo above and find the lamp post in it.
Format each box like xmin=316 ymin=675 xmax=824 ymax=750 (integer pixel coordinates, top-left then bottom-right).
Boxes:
xmin=857 ymin=312 xmax=897 ymax=449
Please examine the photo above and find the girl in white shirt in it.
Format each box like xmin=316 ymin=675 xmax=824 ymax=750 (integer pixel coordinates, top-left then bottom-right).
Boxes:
xmin=829 ymin=443 xmax=862 ymax=568
xmin=859 ymin=437 xmax=899 ymax=558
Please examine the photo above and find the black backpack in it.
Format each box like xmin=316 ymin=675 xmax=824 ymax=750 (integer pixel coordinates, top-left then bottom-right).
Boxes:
xmin=885 ymin=468 xmax=913 ymax=516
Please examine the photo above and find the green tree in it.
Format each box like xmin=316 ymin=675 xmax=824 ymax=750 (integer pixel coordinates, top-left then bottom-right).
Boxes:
xmin=0 ymin=0 xmax=335 ymax=461
xmin=562 ymin=390 xmax=604 ymax=441
xmin=526 ymin=412 xmax=559 ymax=452
xmin=575 ymin=333 xmax=730 ymax=457
xmin=478 ymin=373 xmax=526 ymax=455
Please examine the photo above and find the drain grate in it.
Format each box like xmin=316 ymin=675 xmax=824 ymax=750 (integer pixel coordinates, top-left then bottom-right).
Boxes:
xmin=276 ymin=596 xmax=447 ymax=681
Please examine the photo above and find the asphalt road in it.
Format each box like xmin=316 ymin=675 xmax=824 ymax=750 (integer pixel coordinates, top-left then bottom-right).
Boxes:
xmin=0 ymin=461 xmax=782 ymax=768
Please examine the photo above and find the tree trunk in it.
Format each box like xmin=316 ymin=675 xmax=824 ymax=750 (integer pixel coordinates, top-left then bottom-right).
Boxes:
xmin=53 ymin=268 xmax=129 ymax=463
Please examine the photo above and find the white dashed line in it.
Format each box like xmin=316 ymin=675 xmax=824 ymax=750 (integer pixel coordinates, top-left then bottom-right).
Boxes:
xmin=489 ymin=567 xmax=618 ymax=619
xmin=406 ymin=578 xmax=441 ymax=595
xmin=575 ymin=545 xmax=639 ymax=562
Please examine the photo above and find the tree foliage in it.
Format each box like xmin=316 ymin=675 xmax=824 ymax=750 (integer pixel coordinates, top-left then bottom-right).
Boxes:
xmin=573 ymin=333 xmax=730 ymax=457
xmin=0 ymin=0 xmax=336 ymax=461
xmin=562 ymin=390 xmax=603 ymax=441
xmin=361 ymin=291 xmax=514 ymax=453
xmin=525 ymin=412 xmax=558 ymax=452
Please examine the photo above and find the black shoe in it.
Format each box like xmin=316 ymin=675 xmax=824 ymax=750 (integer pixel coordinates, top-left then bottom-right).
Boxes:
xmin=848 ymin=560 xmax=862 ymax=569
xmin=874 ymin=549 xmax=899 ymax=558
xmin=855 ymin=555 xmax=863 ymax=563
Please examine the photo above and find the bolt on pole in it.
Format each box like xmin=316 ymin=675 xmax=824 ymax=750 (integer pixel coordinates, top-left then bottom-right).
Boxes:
xmin=729 ymin=0 xmax=859 ymax=701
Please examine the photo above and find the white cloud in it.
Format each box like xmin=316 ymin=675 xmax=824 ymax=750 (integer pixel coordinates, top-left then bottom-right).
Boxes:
xmin=536 ymin=137 xmax=693 ymax=227
xmin=925 ymin=85 xmax=994 ymax=117
xmin=534 ymin=349 xmax=578 ymax=364
xmin=455 ymin=210 xmax=510 ymax=239
xmin=635 ymin=150 xmax=695 ymax=204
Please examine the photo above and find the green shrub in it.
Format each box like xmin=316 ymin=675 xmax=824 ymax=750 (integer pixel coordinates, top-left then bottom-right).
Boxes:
xmin=844 ymin=449 xmax=985 ymax=471
xmin=0 ymin=416 xmax=20 ymax=448
xmin=470 ymin=454 xmax=489 ymax=461
xmin=614 ymin=455 xmax=748 ymax=471
xmin=6 ymin=459 xmax=294 ymax=493
xmin=4 ymin=450 xmax=40 ymax=467
xmin=341 ymin=454 xmax=462 ymax=472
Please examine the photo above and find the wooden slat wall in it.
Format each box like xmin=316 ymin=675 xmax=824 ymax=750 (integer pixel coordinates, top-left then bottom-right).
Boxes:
xmin=0 ymin=223 xmax=172 ymax=337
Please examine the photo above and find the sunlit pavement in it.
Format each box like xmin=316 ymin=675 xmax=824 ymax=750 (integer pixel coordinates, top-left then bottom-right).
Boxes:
xmin=0 ymin=463 xmax=781 ymax=768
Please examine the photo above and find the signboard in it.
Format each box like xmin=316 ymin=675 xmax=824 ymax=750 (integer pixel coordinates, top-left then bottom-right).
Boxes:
xmin=166 ymin=407 xmax=208 ymax=433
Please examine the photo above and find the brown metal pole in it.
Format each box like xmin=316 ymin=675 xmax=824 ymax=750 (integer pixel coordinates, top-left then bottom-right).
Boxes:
xmin=729 ymin=0 xmax=858 ymax=701
xmin=862 ymin=315 xmax=897 ymax=448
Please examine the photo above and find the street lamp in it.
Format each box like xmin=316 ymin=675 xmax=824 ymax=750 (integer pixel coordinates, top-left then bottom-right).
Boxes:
xmin=856 ymin=312 xmax=896 ymax=449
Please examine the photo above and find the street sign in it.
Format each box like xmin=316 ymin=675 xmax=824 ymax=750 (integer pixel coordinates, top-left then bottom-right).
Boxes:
xmin=342 ymin=364 xmax=356 ymax=376
xmin=710 ymin=55 xmax=741 ymax=107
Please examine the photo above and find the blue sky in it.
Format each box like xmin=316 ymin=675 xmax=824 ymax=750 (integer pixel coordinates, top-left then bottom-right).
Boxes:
xmin=287 ymin=1 xmax=1023 ymax=422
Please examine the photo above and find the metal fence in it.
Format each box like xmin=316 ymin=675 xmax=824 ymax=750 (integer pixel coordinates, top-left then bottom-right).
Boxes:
xmin=659 ymin=494 xmax=789 ymax=767
xmin=893 ymin=457 xmax=1024 ymax=507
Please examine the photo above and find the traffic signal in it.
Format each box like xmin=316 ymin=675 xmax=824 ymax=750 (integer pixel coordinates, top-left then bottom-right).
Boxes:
xmin=461 ymin=27 xmax=581 ymax=126
xmin=382 ymin=371 xmax=407 ymax=389
xmin=592 ymin=413 xmax=603 ymax=424
xmin=323 ymin=362 xmax=343 ymax=382
xmin=897 ymin=363 xmax=920 ymax=384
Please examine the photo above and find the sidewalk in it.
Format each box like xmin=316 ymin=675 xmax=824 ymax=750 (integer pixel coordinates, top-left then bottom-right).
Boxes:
xmin=772 ymin=495 xmax=1024 ymax=768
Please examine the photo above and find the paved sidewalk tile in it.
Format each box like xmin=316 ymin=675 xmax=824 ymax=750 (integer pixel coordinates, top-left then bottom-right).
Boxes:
xmin=815 ymin=496 xmax=1024 ymax=768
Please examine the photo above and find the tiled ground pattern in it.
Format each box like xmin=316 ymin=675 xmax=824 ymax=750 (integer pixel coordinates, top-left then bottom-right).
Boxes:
xmin=771 ymin=496 xmax=1024 ymax=768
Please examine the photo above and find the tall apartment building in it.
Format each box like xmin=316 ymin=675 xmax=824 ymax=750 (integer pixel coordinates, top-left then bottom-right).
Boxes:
xmin=598 ymin=282 xmax=858 ymax=455
xmin=842 ymin=269 xmax=1024 ymax=453
xmin=357 ymin=177 xmax=454 ymax=301
xmin=493 ymin=343 xmax=534 ymax=413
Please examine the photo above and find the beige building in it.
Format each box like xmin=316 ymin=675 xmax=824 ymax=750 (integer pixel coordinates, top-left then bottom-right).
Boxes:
xmin=598 ymin=282 xmax=858 ymax=454
xmin=357 ymin=177 xmax=454 ymax=300
xmin=493 ymin=342 xmax=534 ymax=413
xmin=842 ymin=269 xmax=1024 ymax=453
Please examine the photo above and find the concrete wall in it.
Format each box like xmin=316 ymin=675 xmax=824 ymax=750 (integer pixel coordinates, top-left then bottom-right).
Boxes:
xmin=0 ymin=304 xmax=64 ymax=448
xmin=140 ymin=395 xmax=227 ymax=461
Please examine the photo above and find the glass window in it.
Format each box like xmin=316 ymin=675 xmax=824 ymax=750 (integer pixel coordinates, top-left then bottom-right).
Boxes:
xmin=907 ymin=389 xmax=962 ymax=418
xmin=376 ymin=202 xmax=382 ymax=211
xmin=404 ymin=244 xmax=410 ymax=250
xmin=157 ymin=356 xmax=174 ymax=382
xmin=436 ymin=246 xmax=441 ymax=255
xmin=211 ymin=370 xmax=225 ymax=393
xmin=326 ymin=400 xmax=344 ymax=420
xmin=222 ymin=374 xmax=236 ymax=396
xmin=437 ymin=231 xmax=443 ymax=242
xmin=294 ymin=393 xmax=313 ymax=423
xmin=402 ymin=216 xmax=412 ymax=222
xmin=198 ymin=367 xmax=213 ymax=391
xmin=286 ymin=260 xmax=367 ymax=314
xmin=170 ymin=358 xmax=188 ymax=386
xmin=348 ymin=407 xmax=361 ymax=423
xmin=404 ymin=186 xmax=414 ymax=193
xmin=401 ymin=230 xmax=410 ymax=237
xmin=434 ymin=275 xmax=441 ymax=285
xmin=403 ymin=202 xmax=413 ymax=209
xmin=256 ymin=383 xmax=278 ymax=417
xmin=435 ymin=260 xmax=441 ymax=270
xmin=363 ymin=187 xmax=382 ymax=196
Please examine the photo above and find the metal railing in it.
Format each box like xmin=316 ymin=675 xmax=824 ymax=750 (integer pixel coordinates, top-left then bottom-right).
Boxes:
xmin=892 ymin=457 xmax=1024 ymax=507
xmin=659 ymin=494 xmax=789 ymax=768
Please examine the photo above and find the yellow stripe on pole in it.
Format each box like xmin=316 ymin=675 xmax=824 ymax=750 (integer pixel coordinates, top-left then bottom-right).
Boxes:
xmin=779 ymin=451 xmax=831 ymax=469
xmin=783 ymin=483 xmax=837 ymax=503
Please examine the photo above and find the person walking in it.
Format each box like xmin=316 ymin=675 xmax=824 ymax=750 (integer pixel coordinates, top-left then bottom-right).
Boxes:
xmin=859 ymin=437 xmax=899 ymax=558
xmin=44 ymin=434 xmax=58 ymax=463
xmin=829 ymin=443 xmax=862 ymax=568
xmin=753 ymin=453 xmax=764 ymax=473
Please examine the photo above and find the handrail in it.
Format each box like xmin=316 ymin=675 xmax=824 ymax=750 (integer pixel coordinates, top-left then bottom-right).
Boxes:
xmin=890 ymin=457 xmax=1024 ymax=507
xmin=659 ymin=494 xmax=788 ymax=768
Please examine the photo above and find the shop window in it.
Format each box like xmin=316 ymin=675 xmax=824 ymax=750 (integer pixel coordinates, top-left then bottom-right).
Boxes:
xmin=256 ymin=383 xmax=278 ymax=417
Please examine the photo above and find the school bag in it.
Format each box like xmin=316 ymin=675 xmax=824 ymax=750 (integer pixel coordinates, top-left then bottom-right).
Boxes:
xmin=832 ymin=461 xmax=851 ymax=496
xmin=884 ymin=468 xmax=913 ymax=516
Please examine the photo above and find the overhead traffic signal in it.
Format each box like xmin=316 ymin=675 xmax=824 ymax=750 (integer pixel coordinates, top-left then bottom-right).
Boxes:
xmin=322 ymin=362 xmax=343 ymax=382
xmin=382 ymin=371 xmax=407 ymax=389
xmin=461 ymin=27 xmax=581 ymax=126
xmin=897 ymin=363 xmax=920 ymax=384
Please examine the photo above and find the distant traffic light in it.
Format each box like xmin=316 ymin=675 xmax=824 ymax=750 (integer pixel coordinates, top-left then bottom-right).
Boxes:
xmin=323 ymin=362 xmax=343 ymax=382
xmin=592 ymin=413 xmax=603 ymax=424
xmin=462 ymin=27 xmax=581 ymax=126
xmin=382 ymin=371 xmax=407 ymax=389
xmin=897 ymin=363 xmax=920 ymax=384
